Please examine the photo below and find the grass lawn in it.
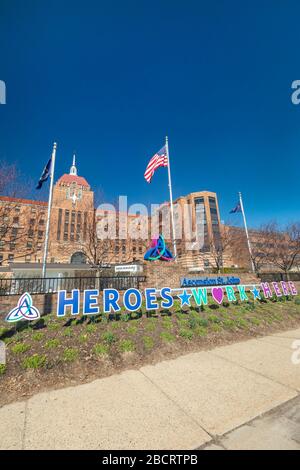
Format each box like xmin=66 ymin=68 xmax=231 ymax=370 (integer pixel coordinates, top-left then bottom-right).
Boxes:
xmin=1 ymin=294 xmax=300 ymax=406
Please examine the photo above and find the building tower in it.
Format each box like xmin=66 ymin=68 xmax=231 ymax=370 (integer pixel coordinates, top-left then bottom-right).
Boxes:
xmin=48 ymin=155 xmax=95 ymax=264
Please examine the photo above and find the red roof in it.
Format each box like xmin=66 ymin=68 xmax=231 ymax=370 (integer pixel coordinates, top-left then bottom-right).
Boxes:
xmin=0 ymin=196 xmax=47 ymax=206
xmin=57 ymin=174 xmax=90 ymax=188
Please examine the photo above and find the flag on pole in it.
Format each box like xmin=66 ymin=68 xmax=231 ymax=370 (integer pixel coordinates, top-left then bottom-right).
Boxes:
xmin=36 ymin=158 xmax=52 ymax=189
xmin=144 ymin=145 xmax=168 ymax=183
xmin=229 ymin=201 xmax=242 ymax=213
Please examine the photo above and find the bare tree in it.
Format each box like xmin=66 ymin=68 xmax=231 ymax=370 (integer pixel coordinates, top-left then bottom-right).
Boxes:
xmin=0 ymin=161 xmax=46 ymax=264
xmin=209 ymin=225 xmax=238 ymax=273
xmin=263 ymin=222 xmax=300 ymax=275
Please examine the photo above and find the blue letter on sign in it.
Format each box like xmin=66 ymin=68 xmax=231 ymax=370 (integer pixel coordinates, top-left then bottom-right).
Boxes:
xmin=123 ymin=288 xmax=142 ymax=312
xmin=145 ymin=288 xmax=158 ymax=310
xmin=83 ymin=290 xmax=99 ymax=315
xmin=160 ymin=287 xmax=173 ymax=309
xmin=57 ymin=290 xmax=80 ymax=317
xmin=103 ymin=289 xmax=121 ymax=313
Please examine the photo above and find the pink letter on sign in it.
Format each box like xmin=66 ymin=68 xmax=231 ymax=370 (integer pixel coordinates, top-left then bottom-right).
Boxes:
xmin=261 ymin=282 xmax=272 ymax=298
xmin=288 ymin=282 xmax=298 ymax=296
xmin=272 ymin=282 xmax=282 ymax=297
xmin=281 ymin=281 xmax=289 ymax=296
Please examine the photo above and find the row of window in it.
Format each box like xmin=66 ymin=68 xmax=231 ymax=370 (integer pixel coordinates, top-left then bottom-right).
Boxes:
xmin=57 ymin=209 xmax=88 ymax=242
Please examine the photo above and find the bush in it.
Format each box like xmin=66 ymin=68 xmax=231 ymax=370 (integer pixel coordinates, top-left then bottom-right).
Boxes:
xmin=93 ymin=343 xmax=109 ymax=356
xmin=32 ymin=332 xmax=44 ymax=341
xmin=208 ymin=314 xmax=221 ymax=324
xmin=86 ymin=324 xmax=97 ymax=334
xmin=45 ymin=339 xmax=60 ymax=349
xmin=102 ymin=331 xmax=117 ymax=344
xmin=162 ymin=319 xmax=173 ymax=330
xmin=120 ymin=313 xmax=130 ymax=322
xmin=48 ymin=323 xmax=60 ymax=331
xmin=11 ymin=343 xmax=30 ymax=354
xmin=143 ymin=336 xmax=154 ymax=350
xmin=160 ymin=332 xmax=175 ymax=343
xmin=62 ymin=327 xmax=73 ymax=337
xmin=120 ymin=339 xmax=135 ymax=353
xmin=195 ymin=326 xmax=207 ymax=337
xmin=0 ymin=364 xmax=6 ymax=375
xmin=22 ymin=354 xmax=47 ymax=369
xmin=0 ymin=327 xmax=8 ymax=338
xmin=179 ymin=329 xmax=193 ymax=340
xmin=79 ymin=334 xmax=88 ymax=343
xmin=145 ymin=319 xmax=156 ymax=332
xmin=63 ymin=348 xmax=79 ymax=362
xmin=198 ymin=318 xmax=209 ymax=328
xmin=188 ymin=317 xmax=197 ymax=329
xmin=127 ymin=325 xmax=138 ymax=335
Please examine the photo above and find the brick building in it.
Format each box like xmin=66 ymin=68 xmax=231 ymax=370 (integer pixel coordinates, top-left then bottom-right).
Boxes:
xmin=0 ymin=157 xmax=250 ymax=273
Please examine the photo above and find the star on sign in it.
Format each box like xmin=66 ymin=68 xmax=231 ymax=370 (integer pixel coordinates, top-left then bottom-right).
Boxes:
xmin=250 ymin=285 xmax=261 ymax=299
xmin=178 ymin=289 xmax=192 ymax=307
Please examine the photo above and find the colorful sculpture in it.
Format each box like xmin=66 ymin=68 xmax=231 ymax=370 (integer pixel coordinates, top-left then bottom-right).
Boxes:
xmin=144 ymin=235 xmax=174 ymax=261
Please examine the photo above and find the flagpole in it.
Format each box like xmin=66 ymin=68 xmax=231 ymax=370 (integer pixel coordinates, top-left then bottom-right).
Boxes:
xmin=42 ymin=142 xmax=57 ymax=278
xmin=165 ymin=136 xmax=177 ymax=260
xmin=239 ymin=191 xmax=255 ymax=273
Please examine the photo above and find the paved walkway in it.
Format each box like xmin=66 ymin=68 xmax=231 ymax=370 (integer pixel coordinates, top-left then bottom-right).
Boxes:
xmin=1 ymin=328 xmax=300 ymax=450
xmin=203 ymin=395 xmax=300 ymax=450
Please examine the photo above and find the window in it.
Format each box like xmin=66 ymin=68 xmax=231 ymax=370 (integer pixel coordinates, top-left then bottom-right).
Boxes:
xmin=0 ymin=255 xmax=3 ymax=265
xmin=39 ymin=219 xmax=45 ymax=225
xmin=27 ymin=241 xmax=32 ymax=249
xmin=29 ymin=218 xmax=35 ymax=226
xmin=9 ymin=243 xmax=15 ymax=251
xmin=13 ymin=216 xmax=19 ymax=224
xmin=8 ymin=254 xmax=14 ymax=262
xmin=28 ymin=229 xmax=34 ymax=238
xmin=15 ymin=206 xmax=20 ymax=212
xmin=25 ymin=255 xmax=31 ymax=262
xmin=57 ymin=209 xmax=62 ymax=241
xmin=83 ymin=212 xmax=87 ymax=241
xmin=11 ymin=227 xmax=18 ymax=238
xmin=38 ymin=231 xmax=44 ymax=239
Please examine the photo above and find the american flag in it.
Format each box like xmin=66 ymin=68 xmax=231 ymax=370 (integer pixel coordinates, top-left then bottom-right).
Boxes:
xmin=144 ymin=145 xmax=168 ymax=183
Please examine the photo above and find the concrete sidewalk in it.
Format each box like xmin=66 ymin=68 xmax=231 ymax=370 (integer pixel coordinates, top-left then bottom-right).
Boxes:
xmin=1 ymin=328 xmax=300 ymax=450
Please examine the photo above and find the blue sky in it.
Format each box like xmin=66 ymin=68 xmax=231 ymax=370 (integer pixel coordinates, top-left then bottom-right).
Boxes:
xmin=0 ymin=0 xmax=299 ymax=228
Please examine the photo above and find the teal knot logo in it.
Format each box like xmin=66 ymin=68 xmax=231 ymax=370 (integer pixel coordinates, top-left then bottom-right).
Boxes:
xmin=144 ymin=234 xmax=174 ymax=261
xmin=6 ymin=293 xmax=40 ymax=323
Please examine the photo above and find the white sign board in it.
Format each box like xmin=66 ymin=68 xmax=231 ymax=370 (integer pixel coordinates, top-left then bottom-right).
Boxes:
xmin=114 ymin=265 xmax=143 ymax=274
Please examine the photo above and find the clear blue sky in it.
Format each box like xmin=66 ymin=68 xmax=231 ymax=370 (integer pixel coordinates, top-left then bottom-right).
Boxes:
xmin=0 ymin=0 xmax=299 ymax=228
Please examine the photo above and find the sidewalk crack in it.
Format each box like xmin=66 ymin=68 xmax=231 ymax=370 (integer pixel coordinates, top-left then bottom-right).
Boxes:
xmin=138 ymin=369 xmax=214 ymax=444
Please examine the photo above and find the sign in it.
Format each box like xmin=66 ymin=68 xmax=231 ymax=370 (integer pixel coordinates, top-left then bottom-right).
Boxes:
xmin=6 ymin=293 xmax=41 ymax=323
xmin=55 ymin=281 xmax=298 ymax=317
xmin=181 ymin=276 xmax=240 ymax=288
xmin=114 ymin=265 xmax=143 ymax=274
xmin=144 ymin=235 xmax=174 ymax=261
xmin=5 ymin=281 xmax=298 ymax=322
